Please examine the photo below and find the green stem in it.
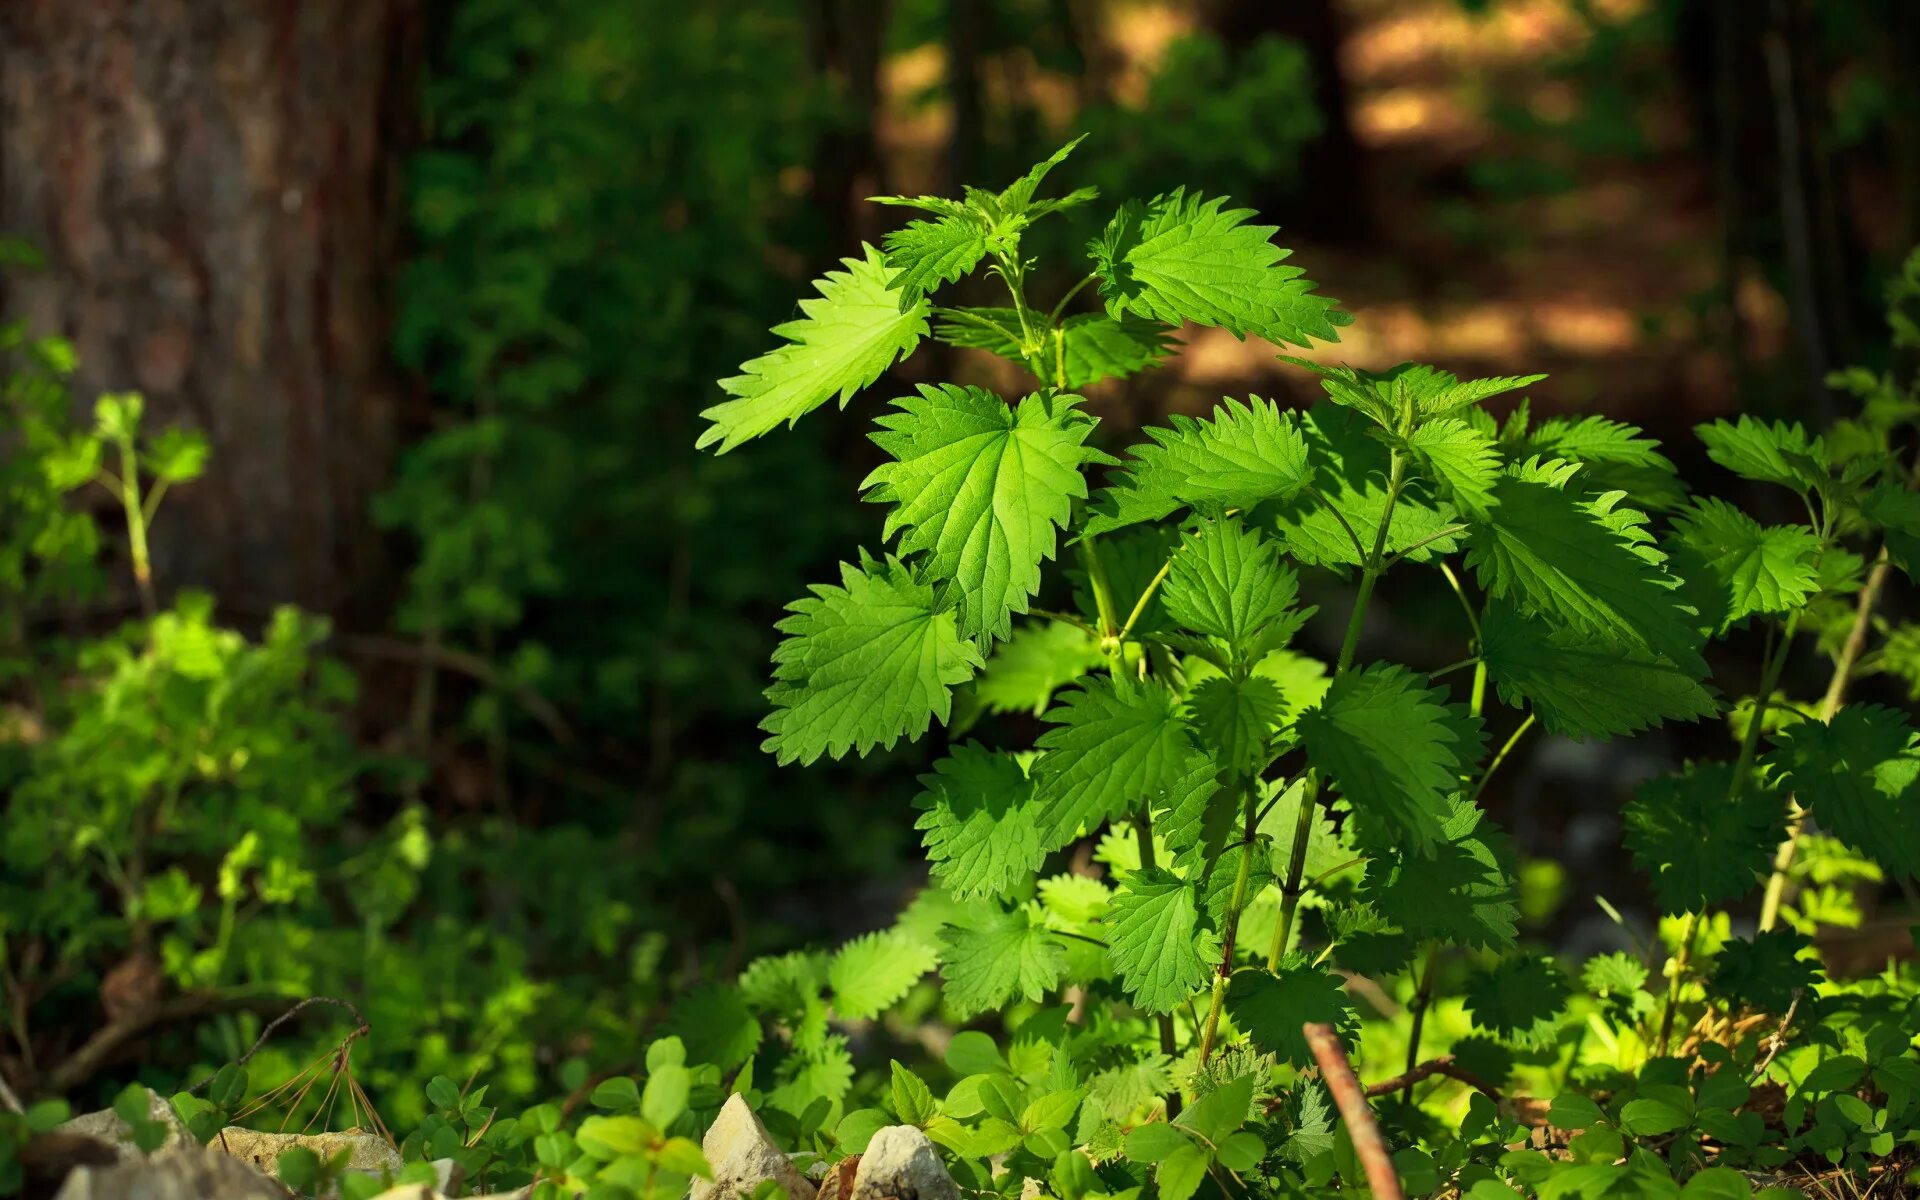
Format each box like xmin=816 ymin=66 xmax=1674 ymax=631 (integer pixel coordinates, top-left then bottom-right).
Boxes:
xmin=1655 ymin=910 xmax=1703 ymax=1058
xmin=1271 ymin=453 xmax=1408 ymax=968
xmin=1198 ymin=777 xmax=1260 ymax=1064
xmin=1470 ymin=714 xmax=1537 ymax=805
xmin=113 ymin=436 xmax=157 ymax=616
xmin=1760 ymin=542 xmax=1900 ymax=929
xmin=1118 ymin=557 xmax=1174 ymax=642
xmin=1079 ymin=538 xmax=1124 ymax=670
xmin=1048 ymin=272 xmax=1099 ymax=322
xmin=1402 ymin=948 xmax=1439 ymax=1104
xmin=1134 ymin=805 xmax=1181 ymax=1115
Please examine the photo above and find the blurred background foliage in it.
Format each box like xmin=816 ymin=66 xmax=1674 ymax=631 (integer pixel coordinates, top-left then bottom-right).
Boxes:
xmin=1 ymin=0 xmax=1917 ymax=1127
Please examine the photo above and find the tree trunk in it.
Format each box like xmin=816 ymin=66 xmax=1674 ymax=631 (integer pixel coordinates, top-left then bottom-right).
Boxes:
xmin=0 ymin=0 xmax=421 ymax=622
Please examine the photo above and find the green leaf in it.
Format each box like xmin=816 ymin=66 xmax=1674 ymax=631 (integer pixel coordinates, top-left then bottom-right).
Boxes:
xmin=882 ymin=216 xmax=987 ymax=306
xmin=1298 ymin=663 xmax=1484 ymax=851
xmin=1105 ymin=868 xmax=1218 ymax=1014
xmin=1124 ymin=1122 xmax=1191 ymax=1163
xmin=1763 ymin=705 xmax=1920 ymax=880
xmin=1624 ymin=761 xmax=1782 ymax=911
xmin=1032 ymin=678 xmax=1193 ymax=849
xmin=1176 ymin=1075 xmax=1256 ymax=1144
xmin=1670 ymin=498 xmax=1821 ymax=632
xmin=1464 ymin=955 xmax=1570 ymax=1045
xmin=998 ymin=135 xmax=1091 ymax=217
xmin=1091 ymin=189 xmax=1349 ymax=347
xmin=830 ymin=929 xmax=939 ymax=1018
xmin=1404 ymin=417 xmax=1501 ymax=519
xmin=1154 ymin=1142 xmax=1212 ymax=1200
xmin=1713 ymin=930 xmax=1819 ymax=1013
xmin=941 ymin=308 xmax=1181 ymax=387
xmin=1696 ymin=416 xmax=1828 ymax=494
xmin=1227 ymin=961 xmax=1355 ymax=1068
xmin=1161 ymin=517 xmax=1300 ymax=651
xmin=914 ymin=744 xmax=1046 ymax=900
xmin=940 ymin=906 xmax=1068 ymax=1018
xmin=1520 ymin=415 xmax=1681 ymax=508
xmin=1861 ymin=483 xmax=1920 ymax=583
xmin=643 ymin=1063 xmax=691 ymax=1129
xmin=664 ymin=984 xmax=763 ymax=1071
xmin=890 ymin=1061 xmax=936 ymax=1125
xmin=1087 ymin=1054 xmax=1174 ymax=1121
xmin=1467 ymin=475 xmax=1703 ymax=674
xmin=701 ymin=246 xmax=929 ymax=453
xmin=1479 ymin=603 xmax=1715 ymax=739
xmin=1053 ymin=314 xmax=1178 ymax=386
xmin=865 ymin=386 xmax=1111 ymax=641
xmin=972 ymin=620 xmax=1105 ymax=716
xmin=1361 ymin=798 xmax=1520 ymax=951
xmin=763 ymin=556 xmax=983 ymax=764
xmin=1184 ymin=676 xmax=1285 ymax=773
xmin=1085 ymin=396 xmax=1310 ymax=536
xmin=1270 ymin=405 xmax=1464 ymax=568
xmin=1283 ymin=359 xmax=1542 ymax=427
xmin=1619 ymin=1097 xmax=1691 ymax=1137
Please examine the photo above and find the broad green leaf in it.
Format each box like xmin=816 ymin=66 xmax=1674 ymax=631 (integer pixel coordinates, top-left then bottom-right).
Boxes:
xmin=1464 ymin=956 xmax=1570 ymax=1045
xmin=1032 ymin=678 xmax=1194 ymax=849
xmin=866 ymin=385 xmax=1112 ymax=640
xmin=1619 ymin=1097 xmax=1690 ymax=1137
xmin=1862 ymin=483 xmax=1920 ymax=582
xmin=1161 ymin=517 xmax=1300 ymax=651
xmin=701 ymin=246 xmax=929 ymax=453
xmin=1176 ymin=1074 xmax=1256 ymax=1144
xmin=1086 ymin=396 xmax=1310 ymax=536
xmin=830 ymin=929 xmax=939 ymax=1019
xmin=1298 ymin=663 xmax=1485 ymax=851
xmin=890 ymin=1061 xmax=937 ymax=1125
xmin=1695 ymin=416 xmax=1829 ymax=494
xmin=882 ymin=216 xmax=988 ymax=306
xmin=1521 ymin=415 xmax=1683 ymax=509
xmin=1624 ymin=761 xmax=1782 ymax=911
xmin=972 ymin=620 xmax=1105 ymax=716
xmin=1361 ymin=798 xmax=1520 ymax=951
xmin=762 ymin=555 xmax=984 ymax=764
xmin=1184 ymin=676 xmax=1285 ymax=773
xmin=1124 ymin=1122 xmax=1191 ymax=1163
xmin=998 ymin=135 xmax=1092 ymax=216
xmin=1226 ymin=961 xmax=1355 ymax=1067
xmin=1764 ymin=705 xmax=1920 ymax=880
xmin=664 ymin=984 xmax=762 ymax=1071
xmin=1670 ymin=498 xmax=1821 ymax=632
xmin=1467 ymin=475 xmax=1703 ymax=674
xmin=940 ymin=906 xmax=1068 ymax=1018
xmin=1270 ymin=405 xmax=1464 ymax=567
xmin=913 ymin=743 xmax=1046 ymax=900
xmin=1154 ymin=1142 xmax=1211 ymax=1200
xmin=1405 ymin=417 xmax=1500 ymax=518
xmin=1479 ymin=603 xmax=1715 ymax=739
xmin=1087 ymin=1054 xmax=1174 ymax=1120
xmin=1282 ymin=358 xmax=1542 ymax=427
xmin=941 ymin=308 xmax=1181 ymax=388
xmin=1105 ymin=868 xmax=1218 ymax=1014
xmin=1713 ymin=930 xmax=1819 ymax=1013
xmin=1091 ymin=189 xmax=1349 ymax=347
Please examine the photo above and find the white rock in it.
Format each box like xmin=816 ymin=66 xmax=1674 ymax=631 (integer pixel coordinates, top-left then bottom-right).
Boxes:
xmin=850 ymin=1126 xmax=959 ymax=1200
xmin=53 ymin=1142 xmax=284 ymax=1200
xmin=691 ymin=1093 xmax=817 ymax=1200
xmin=57 ymin=1087 xmax=192 ymax=1162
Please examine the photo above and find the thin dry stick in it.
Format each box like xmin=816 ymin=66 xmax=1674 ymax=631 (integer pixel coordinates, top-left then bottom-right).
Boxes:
xmin=1364 ymin=1055 xmax=1503 ymax=1102
xmin=1303 ymin=1022 xmax=1404 ymax=1200
xmin=185 ymin=996 xmax=370 ymax=1095
xmin=0 ymin=1070 xmax=24 ymax=1115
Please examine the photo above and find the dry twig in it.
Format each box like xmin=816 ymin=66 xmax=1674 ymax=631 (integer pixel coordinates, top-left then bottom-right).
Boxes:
xmin=1303 ymin=1022 xmax=1404 ymax=1200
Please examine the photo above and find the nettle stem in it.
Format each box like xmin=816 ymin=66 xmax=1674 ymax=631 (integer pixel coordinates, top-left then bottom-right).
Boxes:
xmin=1198 ymin=775 xmax=1260 ymax=1063
xmin=111 ymin=431 xmax=158 ymax=616
xmin=1401 ymin=947 xmax=1440 ymax=1104
xmin=1270 ymin=453 xmax=1408 ymax=968
xmin=1655 ymin=909 xmax=1704 ymax=1058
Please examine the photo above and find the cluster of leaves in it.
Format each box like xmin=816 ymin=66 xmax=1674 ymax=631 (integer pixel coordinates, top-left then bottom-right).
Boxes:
xmin=685 ymin=137 xmax=1920 ymax=1197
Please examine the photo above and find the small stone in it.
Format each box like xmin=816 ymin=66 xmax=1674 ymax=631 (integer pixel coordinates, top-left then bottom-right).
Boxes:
xmin=691 ymin=1093 xmax=817 ymax=1200
xmin=58 ymin=1088 xmax=192 ymax=1162
xmin=53 ymin=1142 xmax=285 ymax=1200
xmin=211 ymin=1126 xmax=404 ymax=1177
xmin=849 ymin=1126 xmax=959 ymax=1200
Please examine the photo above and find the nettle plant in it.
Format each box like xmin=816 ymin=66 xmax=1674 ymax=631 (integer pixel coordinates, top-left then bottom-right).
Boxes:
xmin=694 ymin=141 xmax=1920 ymax=1194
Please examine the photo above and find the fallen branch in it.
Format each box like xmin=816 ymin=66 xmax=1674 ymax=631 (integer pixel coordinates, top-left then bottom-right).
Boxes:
xmin=47 ymin=990 xmax=300 ymax=1095
xmin=1363 ymin=1055 xmax=1503 ymax=1102
xmin=1304 ymin=1022 xmax=1404 ymax=1200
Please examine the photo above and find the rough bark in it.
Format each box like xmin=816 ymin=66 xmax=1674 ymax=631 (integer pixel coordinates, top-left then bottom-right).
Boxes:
xmin=0 ymin=0 xmax=421 ymax=621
